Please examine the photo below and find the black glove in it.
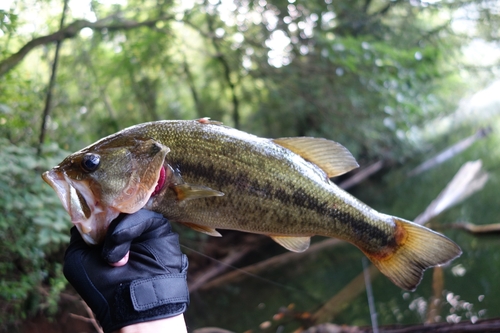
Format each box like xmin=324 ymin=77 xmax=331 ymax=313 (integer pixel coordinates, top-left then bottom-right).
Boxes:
xmin=63 ymin=209 xmax=189 ymax=333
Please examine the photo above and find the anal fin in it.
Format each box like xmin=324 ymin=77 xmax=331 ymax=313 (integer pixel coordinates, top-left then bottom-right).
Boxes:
xmin=271 ymin=235 xmax=311 ymax=252
xmin=180 ymin=222 xmax=222 ymax=237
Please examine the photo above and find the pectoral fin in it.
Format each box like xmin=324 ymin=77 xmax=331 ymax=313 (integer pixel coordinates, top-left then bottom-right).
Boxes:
xmin=270 ymin=235 xmax=311 ymax=252
xmin=180 ymin=222 xmax=222 ymax=237
xmin=172 ymin=184 xmax=224 ymax=201
xmin=273 ymin=137 xmax=359 ymax=178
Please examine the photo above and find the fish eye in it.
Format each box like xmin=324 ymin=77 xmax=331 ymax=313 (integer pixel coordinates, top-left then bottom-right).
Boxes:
xmin=81 ymin=153 xmax=100 ymax=172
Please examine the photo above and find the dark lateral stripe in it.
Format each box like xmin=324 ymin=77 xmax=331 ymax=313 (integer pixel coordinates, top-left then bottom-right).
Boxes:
xmin=274 ymin=187 xmax=392 ymax=247
xmin=175 ymin=158 xmax=393 ymax=247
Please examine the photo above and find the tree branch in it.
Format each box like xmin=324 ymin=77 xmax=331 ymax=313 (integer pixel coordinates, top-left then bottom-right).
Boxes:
xmin=182 ymin=52 xmax=204 ymax=117
xmin=188 ymin=248 xmax=251 ymax=293
xmin=37 ymin=0 xmax=69 ymax=156
xmin=0 ymin=14 xmax=175 ymax=77
xmin=205 ymin=12 xmax=240 ymax=129
xmin=199 ymin=239 xmax=343 ymax=291
xmin=438 ymin=222 xmax=500 ymax=235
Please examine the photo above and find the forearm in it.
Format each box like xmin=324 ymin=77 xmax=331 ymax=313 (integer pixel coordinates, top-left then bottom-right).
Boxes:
xmin=116 ymin=314 xmax=187 ymax=333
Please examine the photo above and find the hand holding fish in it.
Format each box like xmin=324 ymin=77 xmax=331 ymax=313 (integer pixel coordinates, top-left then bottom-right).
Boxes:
xmin=46 ymin=119 xmax=461 ymax=290
xmin=63 ymin=209 xmax=189 ymax=333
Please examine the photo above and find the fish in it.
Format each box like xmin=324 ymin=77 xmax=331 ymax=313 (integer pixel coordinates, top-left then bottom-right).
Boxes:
xmin=42 ymin=118 xmax=461 ymax=290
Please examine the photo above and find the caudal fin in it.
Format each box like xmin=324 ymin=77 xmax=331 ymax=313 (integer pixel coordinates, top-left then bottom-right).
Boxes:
xmin=366 ymin=218 xmax=462 ymax=291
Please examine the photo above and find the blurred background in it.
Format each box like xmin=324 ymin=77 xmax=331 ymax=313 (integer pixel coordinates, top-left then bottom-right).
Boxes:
xmin=1 ymin=0 xmax=500 ymax=332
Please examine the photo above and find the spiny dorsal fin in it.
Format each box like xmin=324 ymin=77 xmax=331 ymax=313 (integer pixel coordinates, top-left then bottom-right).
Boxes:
xmin=273 ymin=137 xmax=359 ymax=178
xmin=180 ymin=222 xmax=222 ymax=237
xmin=172 ymin=183 xmax=224 ymax=201
xmin=270 ymin=235 xmax=311 ymax=252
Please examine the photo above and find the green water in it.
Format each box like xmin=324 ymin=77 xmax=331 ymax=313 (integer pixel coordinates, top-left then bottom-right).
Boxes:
xmin=184 ymin=119 xmax=500 ymax=332
xmin=185 ymin=232 xmax=499 ymax=331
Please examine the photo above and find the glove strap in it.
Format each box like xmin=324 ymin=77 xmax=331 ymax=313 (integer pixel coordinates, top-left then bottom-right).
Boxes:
xmin=130 ymin=273 xmax=189 ymax=311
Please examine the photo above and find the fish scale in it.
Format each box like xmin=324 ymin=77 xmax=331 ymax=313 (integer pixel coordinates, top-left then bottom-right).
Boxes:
xmin=149 ymin=124 xmax=354 ymax=234
xmin=139 ymin=122 xmax=433 ymax=251
xmin=43 ymin=119 xmax=461 ymax=290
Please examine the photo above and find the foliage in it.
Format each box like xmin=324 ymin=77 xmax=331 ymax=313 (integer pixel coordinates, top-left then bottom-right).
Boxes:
xmin=0 ymin=0 xmax=500 ymax=329
xmin=0 ymin=139 xmax=70 ymax=329
xmin=0 ymin=0 xmax=497 ymax=156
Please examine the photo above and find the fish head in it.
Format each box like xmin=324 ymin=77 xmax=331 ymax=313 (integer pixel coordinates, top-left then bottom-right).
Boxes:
xmin=42 ymin=135 xmax=169 ymax=245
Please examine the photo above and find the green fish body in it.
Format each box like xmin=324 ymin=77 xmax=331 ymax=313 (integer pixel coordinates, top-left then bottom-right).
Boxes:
xmin=43 ymin=119 xmax=461 ymax=290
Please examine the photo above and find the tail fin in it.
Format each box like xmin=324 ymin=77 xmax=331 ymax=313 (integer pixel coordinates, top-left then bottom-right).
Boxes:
xmin=365 ymin=218 xmax=462 ymax=291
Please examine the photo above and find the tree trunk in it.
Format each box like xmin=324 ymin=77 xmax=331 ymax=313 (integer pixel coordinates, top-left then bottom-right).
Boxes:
xmin=37 ymin=0 xmax=69 ymax=156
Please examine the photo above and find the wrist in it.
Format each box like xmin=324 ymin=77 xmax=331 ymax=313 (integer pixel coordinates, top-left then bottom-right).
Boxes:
xmin=116 ymin=314 xmax=187 ymax=333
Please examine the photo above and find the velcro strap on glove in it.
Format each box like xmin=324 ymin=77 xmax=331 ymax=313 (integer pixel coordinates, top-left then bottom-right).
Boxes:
xmin=130 ymin=273 xmax=189 ymax=311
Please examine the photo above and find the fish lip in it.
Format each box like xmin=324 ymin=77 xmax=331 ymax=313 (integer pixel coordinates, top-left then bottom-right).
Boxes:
xmin=42 ymin=169 xmax=71 ymax=213
xmin=42 ymin=168 xmax=118 ymax=245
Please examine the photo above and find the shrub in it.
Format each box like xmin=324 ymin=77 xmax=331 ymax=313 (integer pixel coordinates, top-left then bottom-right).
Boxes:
xmin=0 ymin=139 xmax=71 ymax=329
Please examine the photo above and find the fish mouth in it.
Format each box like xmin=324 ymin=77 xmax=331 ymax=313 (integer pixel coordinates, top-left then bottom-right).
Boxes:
xmin=42 ymin=139 xmax=170 ymax=245
xmin=42 ymin=169 xmax=120 ymax=245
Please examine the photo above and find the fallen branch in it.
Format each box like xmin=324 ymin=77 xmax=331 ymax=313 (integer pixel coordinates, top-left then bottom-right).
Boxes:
xmin=311 ymin=264 xmax=380 ymax=324
xmin=338 ymin=161 xmax=384 ymax=190
xmin=198 ymin=318 xmax=500 ymax=333
xmin=414 ymin=160 xmax=488 ymax=225
xmin=81 ymin=299 xmax=103 ymax=333
xmin=311 ymin=160 xmax=488 ymax=325
xmin=59 ymin=292 xmax=103 ymax=333
xmin=426 ymin=267 xmax=444 ymax=324
xmin=301 ymin=318 xmax=500 ymax=333
xmin=199 ymin=238 xmax=343 ymax=291
xmin=364 ymin=317 xmax=500 ymax=333
xmin=189 ymin=248 xmax=253 ymax=293
xmin=408 ymin=128 xmax=490 ymax=177
xmin=193 ymin=328 xmax=236 ymax=333
xmin=440 ymin=222 xmax=500 ymax=235
xmin=68 ymin=313 xmax=100 ymax=327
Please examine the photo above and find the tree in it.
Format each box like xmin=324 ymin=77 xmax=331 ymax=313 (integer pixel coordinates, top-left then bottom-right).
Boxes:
xmin=0 ymin=0 xmax=499 ymax=329
xmin=2 ymin=0 xmax=497 ymax=160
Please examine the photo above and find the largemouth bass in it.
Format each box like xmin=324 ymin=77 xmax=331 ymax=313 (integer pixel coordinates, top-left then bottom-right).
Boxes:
xmin=42 ymin=119 xmax=461 ymax=290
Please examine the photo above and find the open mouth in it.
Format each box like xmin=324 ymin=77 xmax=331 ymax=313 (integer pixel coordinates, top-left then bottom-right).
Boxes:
xmin=42 ymin=169 xmax=120 ymax=245
xmin=42 ymin=164 xmax=167 ymax=245
xmin=41 ymin=138 xmax=171 ymax=245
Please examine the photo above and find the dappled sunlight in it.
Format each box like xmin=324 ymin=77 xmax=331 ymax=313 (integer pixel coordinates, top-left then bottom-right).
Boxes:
xmin=2 ymin=0 xmax=500 ymax=331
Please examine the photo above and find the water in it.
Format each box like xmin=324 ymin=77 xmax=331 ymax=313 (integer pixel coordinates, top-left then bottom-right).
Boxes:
xmin=185 ymin=212 xmax=500 ymax=332
xmin=184 ymin=115 xmax=500 ymax=332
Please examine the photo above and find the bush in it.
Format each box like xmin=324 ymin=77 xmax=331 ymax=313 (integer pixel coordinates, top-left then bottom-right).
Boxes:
xmin=0 ymin=139 xmax=71 ymax=329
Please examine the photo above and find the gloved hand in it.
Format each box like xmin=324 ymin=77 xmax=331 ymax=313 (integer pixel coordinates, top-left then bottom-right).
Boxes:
xmin=63 ymin=209 xmax=189 ymax=333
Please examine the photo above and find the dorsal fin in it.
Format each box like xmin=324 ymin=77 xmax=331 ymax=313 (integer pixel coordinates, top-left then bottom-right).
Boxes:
xmin=273 ymin=137 xmax=359 ymax=178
